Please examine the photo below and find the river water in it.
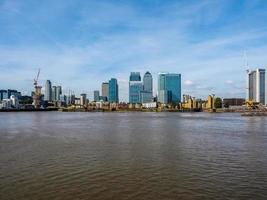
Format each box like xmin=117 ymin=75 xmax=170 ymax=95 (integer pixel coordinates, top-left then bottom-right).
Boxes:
xmin=0 ymin=112 xmax=267 ymax=200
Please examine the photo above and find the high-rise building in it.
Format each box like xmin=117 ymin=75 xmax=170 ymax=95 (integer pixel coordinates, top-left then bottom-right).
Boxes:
xmin=56 ymin=86 xmax=62 ymax=101
xmin=247 ymin=68 xmax=265 ymax=104
xmin=44 ymin=80 xmax=52 ymax=101
xmin=158 ymin=73 xmax=181 ymax=104
xmin=129 ymin=72 xmax=141 ymax=81
xmin=52 ymin=86 xmax=57 ymax=101
xmin=109 ymin=78 xmax=119 ymax=103
xmin=102 ymin=82 xmax=109 ymax=101
xmin=142 ymin=71 xmax=153 ymax=103
xmin=80 ymin=93 xmax=87 ymax=106
xmin=94 ymin=90 xmax=100 ymax=102
xmin=129 ymin=72 xmax=143 ymax=103
xmin=143 ymin=71 xmax=153 ymax=92
xmin=0 ymin=90 xmax=8 ymax=101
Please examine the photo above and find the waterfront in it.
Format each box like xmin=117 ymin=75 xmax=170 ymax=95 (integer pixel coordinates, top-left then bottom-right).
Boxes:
xmin=0 ymin=112 xmax=267 ymax=200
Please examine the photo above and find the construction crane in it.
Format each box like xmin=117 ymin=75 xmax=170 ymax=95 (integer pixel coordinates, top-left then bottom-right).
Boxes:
xmin=33 ymin=69 xmax=42 ymax=109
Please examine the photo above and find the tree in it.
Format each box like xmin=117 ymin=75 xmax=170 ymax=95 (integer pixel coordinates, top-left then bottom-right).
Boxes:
xmin=214 ymin=97 xmax=222 ymax=108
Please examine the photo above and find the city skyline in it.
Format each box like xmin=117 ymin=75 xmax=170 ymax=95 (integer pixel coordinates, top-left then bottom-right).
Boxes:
xmin=1 ymin=0 xmax=267 ymax=101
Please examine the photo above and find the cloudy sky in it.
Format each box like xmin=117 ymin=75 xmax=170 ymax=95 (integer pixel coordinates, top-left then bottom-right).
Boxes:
xmin=0 ymin=0 xmax=267 ymax=101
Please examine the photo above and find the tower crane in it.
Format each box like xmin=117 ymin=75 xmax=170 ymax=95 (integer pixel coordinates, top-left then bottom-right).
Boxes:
xmin=33 ymin=69 xmax=42 ymax=109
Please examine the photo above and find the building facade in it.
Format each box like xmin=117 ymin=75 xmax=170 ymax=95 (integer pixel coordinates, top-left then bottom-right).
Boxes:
xmin=56 ymin=86 xmax=62 ymax=101
xmin=109 ymin=78 xmax=119 ymax=103
xmin=102 ymin=82 xmax=109 ymax=101
xmin=129 ymin=72 xmax=142 ymax=103
xmin=94 ymin=90 xmax=100 ymax=102
xmin=0 ymin=90 xmax=8 ymax=101
xmin=142 ymin=71 xmax=153 ymax=103
xmin=52 ymin=86 xmax=57 ymax=101
xmin=158 ymin=73 xmax=181 ymax=104
xmin=80 ymin=94 xmax=87 ymax=106
xmin=44 ymin=80 xmax=52 ymax=101
xmin=247 ymin=68 xmax=265 ymax=104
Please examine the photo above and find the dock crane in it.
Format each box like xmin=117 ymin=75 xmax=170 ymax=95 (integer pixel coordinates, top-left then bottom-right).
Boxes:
xmin=33 ymin=69 xmax=42 ymax=109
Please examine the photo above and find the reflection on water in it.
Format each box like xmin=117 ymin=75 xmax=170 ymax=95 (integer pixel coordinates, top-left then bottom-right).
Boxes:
xmin=0 ymin=112 xmax=267 ymax=200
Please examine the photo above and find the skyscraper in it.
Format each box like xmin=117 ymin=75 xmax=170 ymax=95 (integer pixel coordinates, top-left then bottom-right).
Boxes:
xmin=102 ymin=82 xmax=109 ymax=101
xmin=141 ymin=71 xmax=153 ymax=103
xmin=247 ymin=68 xmax=265 ymax=104
xmin=158 ymin=73 xmax=181 ymax=104
xmin=52 ymin=86 xmax=56 ymax=101
xmin=80 ymin=93 xmax=87 ymax=106
xmin=0 ymin=90 xmax=8 ymax=101
xmin=56 ymin=86 xmax=62 ymax=101
xmin=129 ymin=72 xmax=143 ymax=103
xmin=94 ymin=90 xmax=100 ymax=102
xmin=109 ymin=78 xmax=119 ymax=103
xmin=44 ymin=80 xmax=52 ymax=101
xmin=143 ymin=71 xmax=153 ymax=92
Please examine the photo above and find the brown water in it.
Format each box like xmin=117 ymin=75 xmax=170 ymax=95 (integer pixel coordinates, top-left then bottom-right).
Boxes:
xmin=0 ymin=112 xmax=267 ymax=200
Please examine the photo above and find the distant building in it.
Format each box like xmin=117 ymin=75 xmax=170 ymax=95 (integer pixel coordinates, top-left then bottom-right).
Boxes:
xmin=129 ymin=72 xmax=143 ymax=103
xmin=99 ymin=96 xmax=108 ymax=102
xmin=7 ymin=89 xmax=21 ymax=99
xmin=223 ymin=98 xmax=245 ymax=108
xmin=94 ymin=90 xmax=100 ymax=102
xmin=102 ymin=82 xmax=109 ymax=101
xmin=52 ymin=86 xmax=57 ymax=101
xmin=158 ymin=73 xmax=181 ymax=104
xmin=56 ymin=86 xmax=62 ymax=101
xmin=10 ymin=95 xmax=19 ymax=108
xmin=0 ymin=90 xmax=8 ymax=101
xmin=109 ymin=78 xmax=119 ymax=103
xmin=44 ymin=80 xmax=52 ymax=101
xmin=142 ymin=71 xmax=153 ymax=103
xmin=143 ymin=71 xmax=153 ymax=92
xmin=129 ymin=72 xmax=141 ymax=81
xmin=247 ymin=68 xmax=265 ymax=104
xmin=0 ymin=99 xmax=12 ymax=109
xmin=80 ymin=94 xmax=87 ymax=106
xmin=66 ymin=94 xmax=75 ymax=105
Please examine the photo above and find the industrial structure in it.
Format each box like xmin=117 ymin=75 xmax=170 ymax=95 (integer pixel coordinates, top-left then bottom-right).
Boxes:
xmin=32 ymin=69 xmax=42 ymax=109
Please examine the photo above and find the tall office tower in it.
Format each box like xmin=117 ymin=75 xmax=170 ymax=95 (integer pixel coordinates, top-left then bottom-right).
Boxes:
xmin=141 ymin=71 xmax=153 ymax=103
xmin=52 ymin=86 xmax=57 ymax=101
xmin=158 ymin=73 xmax=181 ymax=104
xmin=94 ymin=90 xmax=100 ymax=102
xmin=129 ymin=72 xmax=143 ymax=103
xmin=0 ymin=90 xmax=8 ymax=101
xmin=56 ymin=86 xmax=62 ymax=101
xmin=102 ymin=82 xmax=109 ymax=101
xmin=80 ymin=93 xmax=87 ymax=106
xmin=109 ymin=78 xmax=119 ymax=103
xmin=247 ymin=68 xmax=265 ymax=104
xmin=44 ymin=80 xmax=52 ymax=101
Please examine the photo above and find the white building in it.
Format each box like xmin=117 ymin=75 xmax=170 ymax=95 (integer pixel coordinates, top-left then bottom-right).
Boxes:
xmin=0 ymin=99 xmax=12 ymax=109
xmin=10 ymin=95 xmax=19 ymax=108
xmin=247 ymin=68 xmax=265 ymax=104
xmin=142 ymin=102 xmax=157 ymax=109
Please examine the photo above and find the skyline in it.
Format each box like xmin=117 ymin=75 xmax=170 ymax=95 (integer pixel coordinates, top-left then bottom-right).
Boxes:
xmin=1 ymin=0 xmax=267 ymax=101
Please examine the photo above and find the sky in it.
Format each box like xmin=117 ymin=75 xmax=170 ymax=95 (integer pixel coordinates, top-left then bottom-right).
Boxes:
xmin=0 ymin=0 xmax=267 ymax=101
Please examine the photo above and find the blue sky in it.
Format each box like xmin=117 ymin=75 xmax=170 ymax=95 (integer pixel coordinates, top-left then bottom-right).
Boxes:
xmin=0 ymin=0 xmax=267 ymax=101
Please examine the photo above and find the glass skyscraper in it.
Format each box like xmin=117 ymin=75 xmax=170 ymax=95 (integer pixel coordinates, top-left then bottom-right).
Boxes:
xmin=44 ymin=80 xmax=52 ymax=101
xmin=158 ymin=73 xmax=181 ymax=104
xmin=109 ymin=78 xmax=119 ymax=103
xmin=129 ymin=72 xmax=142 ymax=103
xmin=142 ymin=71 xmax=153 ymax=103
